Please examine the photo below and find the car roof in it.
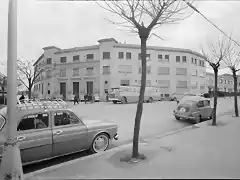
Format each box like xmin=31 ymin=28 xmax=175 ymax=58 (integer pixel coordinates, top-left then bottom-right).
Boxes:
xmin=0 ymin=106 xmax=72 ymax=119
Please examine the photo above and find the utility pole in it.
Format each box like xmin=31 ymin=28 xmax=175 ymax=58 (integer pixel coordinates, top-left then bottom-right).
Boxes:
xmin=0 ymin=0 xmax=24 ymax=179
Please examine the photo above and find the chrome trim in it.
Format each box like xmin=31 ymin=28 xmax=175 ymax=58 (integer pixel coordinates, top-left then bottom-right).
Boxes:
xmin=114 ymin=134 xmax=118 ymax=140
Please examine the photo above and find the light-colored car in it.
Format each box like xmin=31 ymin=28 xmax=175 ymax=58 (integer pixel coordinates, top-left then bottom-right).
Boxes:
xmin=0 ymin=100 xmax=118 ymax=165
xmin=173 ymin=96 xmax=213 ymax=124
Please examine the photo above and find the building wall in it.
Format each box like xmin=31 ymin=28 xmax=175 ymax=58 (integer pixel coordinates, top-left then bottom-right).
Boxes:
xmin=206 ymin=72 xmax=240 ymax=92
xmin=34 ymin=38 xmax=207 ymax=101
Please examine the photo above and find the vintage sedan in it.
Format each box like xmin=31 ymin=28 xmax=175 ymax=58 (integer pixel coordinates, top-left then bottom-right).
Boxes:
xmin=173 ymin=96 xmax=213 ymax=124
xmin=0 ymin=101 xmax=118 ymax=165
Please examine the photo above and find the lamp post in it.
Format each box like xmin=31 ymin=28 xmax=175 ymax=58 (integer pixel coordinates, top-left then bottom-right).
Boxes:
xmin=0 ymin=0 xmax=24 ymax=180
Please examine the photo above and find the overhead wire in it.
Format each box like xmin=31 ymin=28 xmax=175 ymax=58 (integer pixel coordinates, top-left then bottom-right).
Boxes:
xmin=183 ymin=0 xmax=240 ymax=47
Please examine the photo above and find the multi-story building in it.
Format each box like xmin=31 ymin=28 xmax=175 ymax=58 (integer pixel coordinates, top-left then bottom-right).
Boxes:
xmin=33 ymin=38 xmax=207 ymax=101
xmin=206 ymin=72 xmax=240 ymax=92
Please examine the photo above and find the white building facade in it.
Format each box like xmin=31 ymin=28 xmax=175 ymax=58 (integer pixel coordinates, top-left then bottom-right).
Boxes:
xmin=33 ymin=38 xmax=207 ymax=101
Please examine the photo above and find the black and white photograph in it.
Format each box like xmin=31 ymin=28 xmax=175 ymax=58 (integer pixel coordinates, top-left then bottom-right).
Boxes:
xmin=0 ymin=0 xmax=240 ymax=179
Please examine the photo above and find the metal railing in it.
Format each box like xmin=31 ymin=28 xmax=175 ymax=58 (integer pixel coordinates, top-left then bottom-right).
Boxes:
xmin=17 ymin=98 xmax=68 ymax=110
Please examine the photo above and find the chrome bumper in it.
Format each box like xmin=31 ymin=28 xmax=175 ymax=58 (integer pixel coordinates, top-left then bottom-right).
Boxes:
xmin=114 ymin=133 xmax=119 ymax=140
xmin=173 ymin=113 xmax=195 ymax=120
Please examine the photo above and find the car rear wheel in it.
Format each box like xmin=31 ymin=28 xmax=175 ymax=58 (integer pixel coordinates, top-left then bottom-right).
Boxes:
xmin=90 ymin=133 xmax=110 ymax=153
xmin=113 ymin=100 xmax=117 ymax=104
xmin=175 ymin=116 xmax=180 ymax=120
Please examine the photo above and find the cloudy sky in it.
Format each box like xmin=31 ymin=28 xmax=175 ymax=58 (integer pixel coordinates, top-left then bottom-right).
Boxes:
xmin=0 ymin=0 xmax=240 ymax=75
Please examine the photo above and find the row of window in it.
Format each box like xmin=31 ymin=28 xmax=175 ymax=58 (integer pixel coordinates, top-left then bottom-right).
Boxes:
xmin=119 ymin=79 xmax=205 ymax=89
xmin=42 ymin=52 xmax=205 ymax=67
xmin=103 ymin=65 xmax=205 ymax=77
xmin=59 ymin=67 xmax=95 ymax=77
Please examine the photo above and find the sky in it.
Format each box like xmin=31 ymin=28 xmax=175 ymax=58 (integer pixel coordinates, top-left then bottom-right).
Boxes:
xmin=1 ymin=0 xmax=240 ymax=75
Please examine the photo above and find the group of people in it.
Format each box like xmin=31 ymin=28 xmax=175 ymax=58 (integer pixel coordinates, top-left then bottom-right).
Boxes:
xmin=73 ymin=93 xmax=95 ymax=105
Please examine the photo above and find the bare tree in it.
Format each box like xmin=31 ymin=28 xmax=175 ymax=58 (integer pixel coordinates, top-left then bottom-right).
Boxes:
xmin=97 ymin=0 xmax=194 ymax=160
xmin=223 ymin=42 xmax=240 ymax=117
xmin=201 ymin=36 xmax=232 ymax=126
xmin=17 ymin=59 xmax=44 ymax=99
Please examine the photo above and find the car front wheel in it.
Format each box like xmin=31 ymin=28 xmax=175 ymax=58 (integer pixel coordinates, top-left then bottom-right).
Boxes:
xmin=90 ymin=133 xmax=110 ymax=153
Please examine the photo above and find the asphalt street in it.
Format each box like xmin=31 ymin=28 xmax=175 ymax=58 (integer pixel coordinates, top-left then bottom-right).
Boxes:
xmin=23 ymin=98 xmax=234 ymax=174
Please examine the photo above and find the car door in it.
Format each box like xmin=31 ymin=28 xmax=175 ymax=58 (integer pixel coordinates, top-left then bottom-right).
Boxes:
xmin=52 ymin=110 xmax=88 ymax=157
xmin=17 ymin=112 xmax=53 ymax=164
xmin=203 ymin=100 xmax=213 ymax=117
xmin=196 ymin=100 xmax=206 ymax=118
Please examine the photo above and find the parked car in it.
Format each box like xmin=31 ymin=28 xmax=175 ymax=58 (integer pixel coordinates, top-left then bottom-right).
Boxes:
xmin=173 ymin=96 xmax=213 ymax=124
xmin=0 ymin=100 xmax=118 ymax=165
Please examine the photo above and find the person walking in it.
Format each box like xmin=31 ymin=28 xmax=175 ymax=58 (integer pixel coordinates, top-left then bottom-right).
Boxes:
xmin=73 ymin=93 xmax=79 ymax=105
xmin=84 ymin=93 xmax=88 ymax=104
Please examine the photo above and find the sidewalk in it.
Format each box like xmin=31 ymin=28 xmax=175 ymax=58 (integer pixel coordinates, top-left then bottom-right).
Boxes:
xmin=25 ymin=115 xmax=240 ymax=179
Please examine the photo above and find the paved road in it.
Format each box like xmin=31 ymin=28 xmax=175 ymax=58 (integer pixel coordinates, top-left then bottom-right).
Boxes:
xmin=23 ymin=98 xmax=235 ymax=174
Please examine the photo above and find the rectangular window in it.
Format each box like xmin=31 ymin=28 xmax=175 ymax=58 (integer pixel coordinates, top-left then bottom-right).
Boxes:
xmin=42 ymin=83 xmax=44 ymax=94
xmin=182 ymin=56 xmax=187 ymax=63
xmin=102 ymin=66 xmax=110 ymax=74
xmin=138 ymin=67 xmax=142 ymax=74
xmin=147 ymin=66 xmax=151 ymax=74
xmin=176 ymin=68 xmax=187 ymax=75
xmin=86 ymin=54 xmax=94 ymax=60
xmin=194 ymin=59 xmax=197 ymax=64
xmin=118 ymin=52 xmax=124 ymax=59
xmin=191 ymin=58 xmax=194 ymax=64
xmin=103 ymin=52 xmax=110 ymax=59
xmin=73 ymin=55 xmax=80 ymax=61
xmin=126 ymin=52 xmax=131 ymax=60
xmin=46 ymin=70 xmax=52 ymax=78
xmin=191 ymin=81 xmax=198 ymax=89
xmin=176 ymin=56 xmax=181 ymax=63
xmin=202 ymin=61 xmax=205 ymax=67
xmin=158 ymin=67 xmax=170 ymax=75
xmin=46 ymin=58 xmax=52 ymax=64
xmin=199 ymin=60 xmax=202 ymax=66
xmin=60 ymin=68 xmax=66 ymax=77
xmin=60 ymin=57 xmax=67 ymax=63
xmin=118 ymin=65 xmax=132 ymax=73
xmin=72 ymin=68 xmax=79 ymax=76
xmin=158 ymin=54 xmax=163 ymax=60
xmin=157 ymin=80 xmax=170 ymax=88
xmin=86 ymin=67 xmax=94 ymax=76
xmin=191 ymin=69 xmax=197 ymax=76
xmin=165 ymin=55 xmax=169 ymax=61
xmin=177 ymin=80 xmax=187 ymax=88
xmin=199 ymin=71 xmax=205 ymax=77
xmin=120 ymin=80 xmax=130 ymax=86
xmin=200 ymin=84 xmax=205 ymax=89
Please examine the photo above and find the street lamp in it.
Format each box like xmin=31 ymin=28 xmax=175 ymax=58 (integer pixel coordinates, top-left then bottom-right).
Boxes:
xmin=0 ymin=0 xmax=24 ymax=180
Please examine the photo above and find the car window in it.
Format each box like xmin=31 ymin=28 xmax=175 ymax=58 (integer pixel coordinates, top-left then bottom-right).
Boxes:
xmin=54 ymin=111 xmax=83 ymax=126
xmin=197 ymin=101 xmax=204 ymax=108
xmin=17 ymin=113 xmax=49 ymax=131
xmin=203 ymin=100 xmax=210 ymax=106
xmin=0 ymin=114 xmax=6 ymax=131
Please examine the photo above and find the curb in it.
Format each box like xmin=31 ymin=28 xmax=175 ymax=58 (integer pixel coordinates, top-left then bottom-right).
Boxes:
xmin=24 ymin=110 xmax=234 ymax=179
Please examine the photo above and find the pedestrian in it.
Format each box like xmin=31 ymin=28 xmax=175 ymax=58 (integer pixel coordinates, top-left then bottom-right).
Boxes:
xmin=84 ymin=93 xmax=88 ymax=104
xmin=73 ymin=93 xmax=79 ymax=105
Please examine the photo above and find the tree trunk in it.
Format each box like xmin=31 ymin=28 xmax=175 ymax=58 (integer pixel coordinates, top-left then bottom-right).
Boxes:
xmin=28 ymin=78 xmax=32 ymax=99
xmin=212 ymin=69 xmax=218 ymax=126
xmin=232 ymin=70 xmax=239 ymax=117
xmin=132 ymin=36 xmax=147 ymax=159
